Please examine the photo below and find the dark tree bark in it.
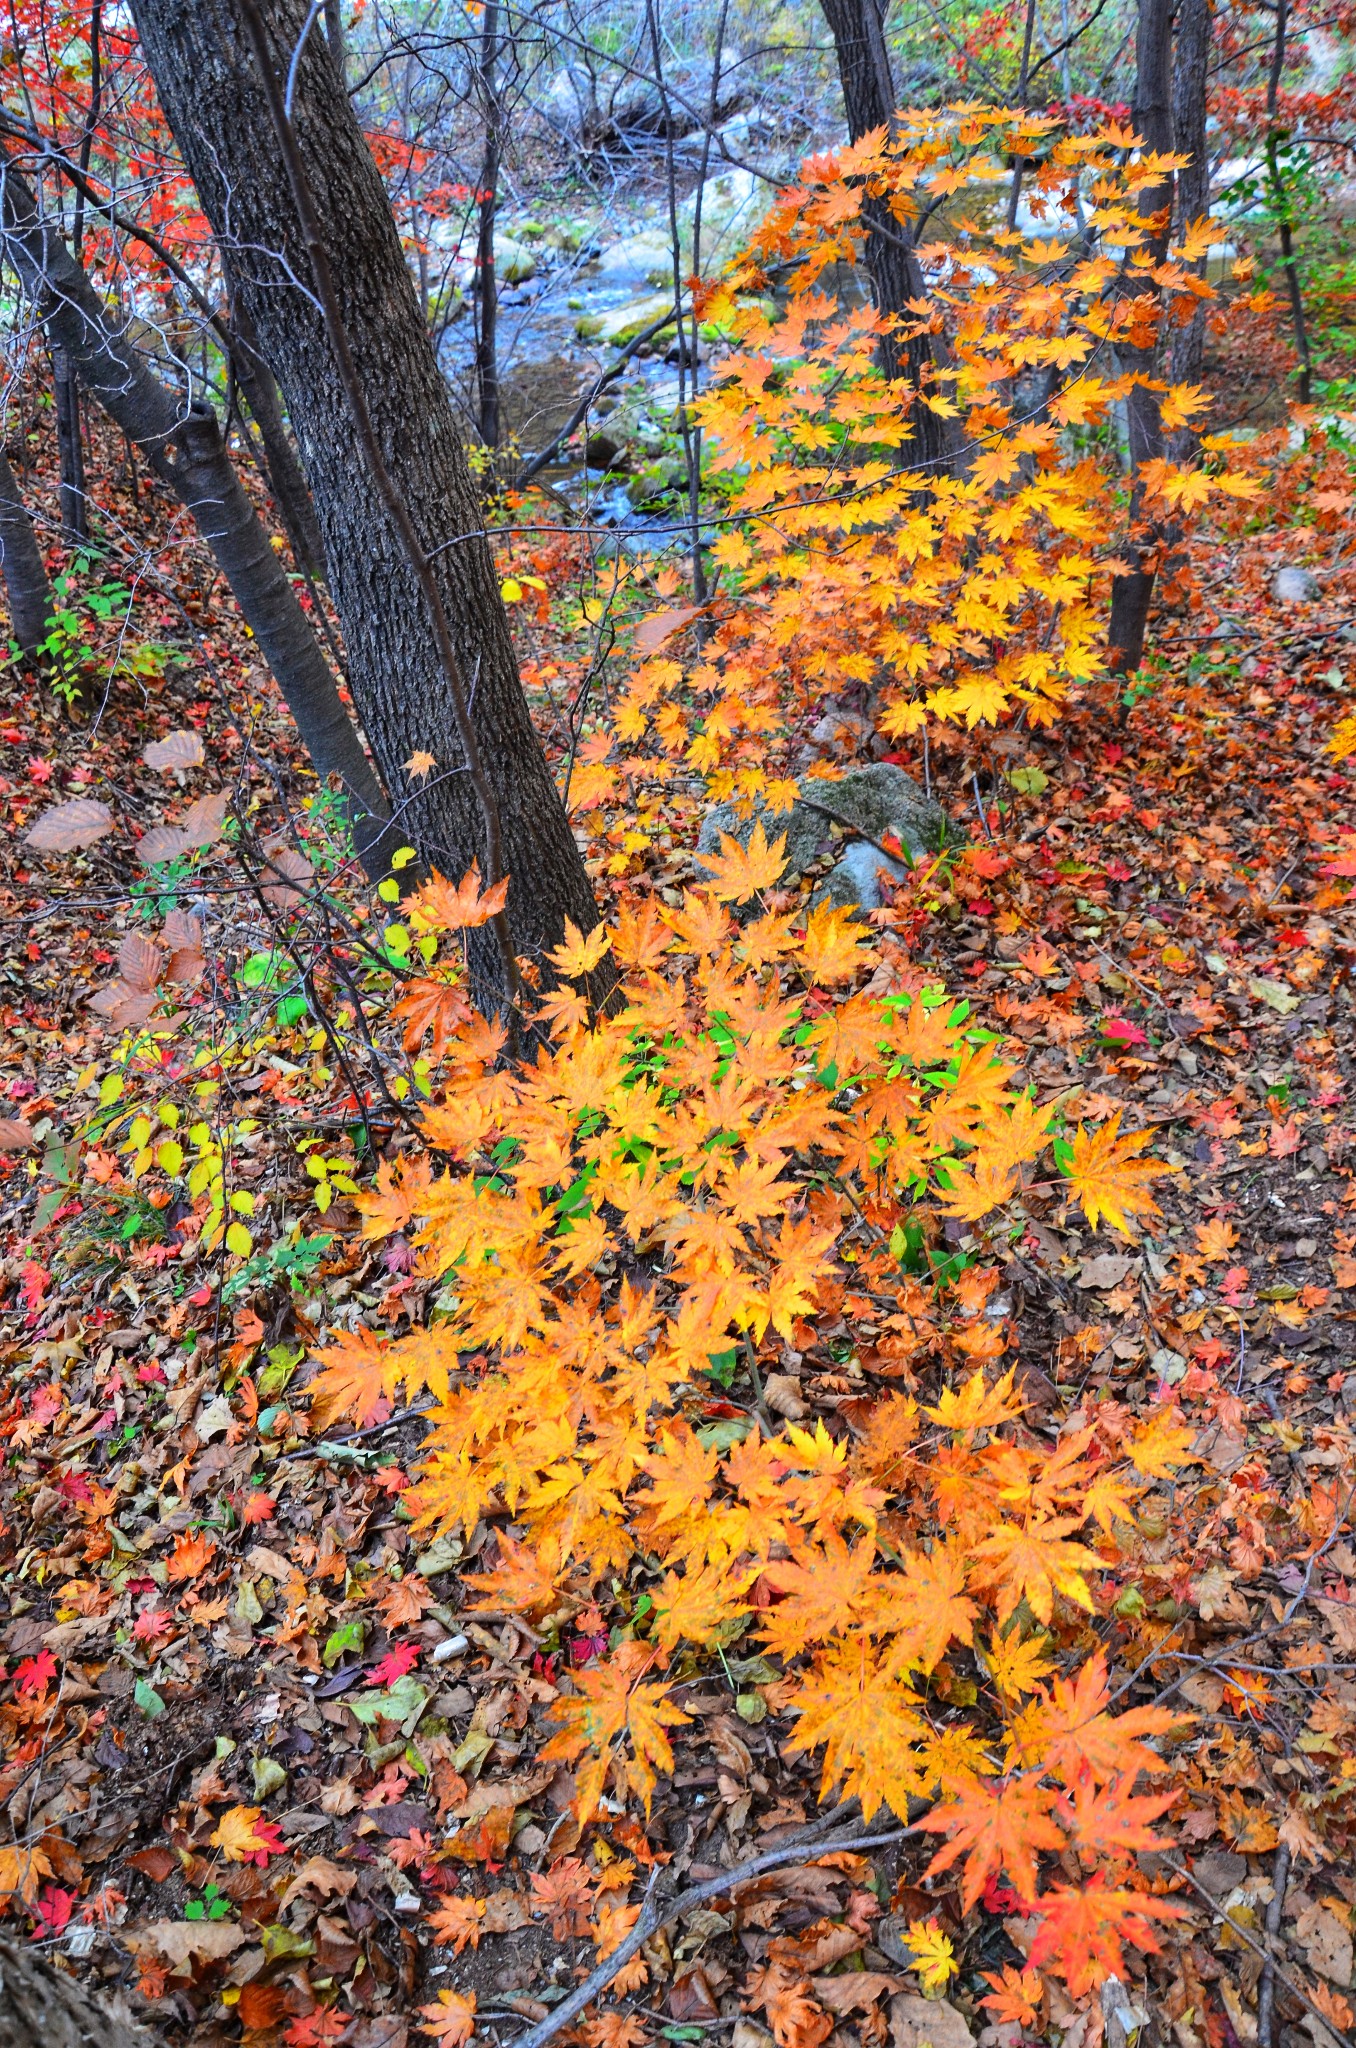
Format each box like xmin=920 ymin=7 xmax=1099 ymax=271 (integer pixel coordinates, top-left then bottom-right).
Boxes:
xmin=52 ymin=343 xmax=89 ymax=544
xmin=0 ymin=443 xmax=55 ymax=658
xmin=816 ymin=0 xmax=962 ymax=474
xmin=130 ymin=0 xmax=602 ymax=988
xmin=228 ymin=289 xmax=329 ymax=581
xmin=1169 ymin=0 xmax=1212 ymax=456
xmin=1107 ymin=0 xmax=1176 ymax=675
xmin=474 ymin=0 xmax=503 ymax=450
xmin=0 ymin=149 xmax=391 ymax=865
xmin=0 ymin=1930 xmax=157 ymax=2048
xmin=1264 ymin=0 xmax=1312 ymax=403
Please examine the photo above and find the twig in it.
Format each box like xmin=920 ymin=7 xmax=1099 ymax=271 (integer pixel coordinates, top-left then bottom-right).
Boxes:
xmin=502 ymin=1827 xmax=915 ymax=2048
xmin=1165 ymin=1856 xmax=1355 ymax=2048
xmin=1257 ymin=1840 xmax=1291 ymax=2048
xmin=281 ymin=1401 xmax=436 ymax=1460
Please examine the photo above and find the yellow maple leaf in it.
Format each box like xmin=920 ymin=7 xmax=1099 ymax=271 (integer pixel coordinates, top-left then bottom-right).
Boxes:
xmin=546 ymin=919 xmax=613 ymax=980
xmin=0 ymin=1839 xmax=53 ymax=1903
xmin=417 ymin=1991 xmax=478 ymax=2045
xmin=904 ymin=1918 xmax=959 ymax=1993
xmin=798 ymin=901 xmax=867 ymax=984
xmin=1063 ymin=1112 xmax=1169 ymax=1233
xmin=700 ymin=819 xmax=789 ymax=903
xmin=211 ymin=1804 xmax=272 ymax=1863
xmin=1128 ymin=1407 xmax=1198 ymax=1479
xmin=984 ymin=1629 xmax=1055 ymax=1700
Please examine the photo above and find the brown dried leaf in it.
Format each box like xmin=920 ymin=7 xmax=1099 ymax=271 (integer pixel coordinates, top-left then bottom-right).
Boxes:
xmin=125 ymin=1919 xmax=245 ymax=1966
xmin=164 ymin=947 xmax=206 ymax=986
xmin=24 ymin=798 xmax=113 ymax=852
xmin=278 ymin=1856 xmax=357 ymax=1910
xmin=126 ymin=1848 xmax=178 ymax=1883
xmin=0 ymin=1120 xmax=37 ymax=1153
xmin=179 ymin=790 xmax=229 ymax=848
xmin=814 ymin=1974 xmax=900 ymax=2016
xmin=89 ymin=981 xmax=160 ymax=1027
xmin=162 ymin=910 xmax=203 ymax=951
xmin=119 ymin=932 xmax=165 ymax=991
xmin=143 ymin=729 xmax=204 ymax=771
xmin=137 ymin=825 xmax=190 ymax=867
xmin=262 ymin=840 xmax=314 ymax=910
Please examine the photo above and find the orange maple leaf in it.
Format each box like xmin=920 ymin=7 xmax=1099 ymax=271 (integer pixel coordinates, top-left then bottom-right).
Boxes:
xmin=1026 ymin=1875 xmax=1185 ymax=1997
xmin=919 ymin=1774 xmax=1064 ymax=1911
xmin=1063 ymin=1111 xmax=1170 ymax=1233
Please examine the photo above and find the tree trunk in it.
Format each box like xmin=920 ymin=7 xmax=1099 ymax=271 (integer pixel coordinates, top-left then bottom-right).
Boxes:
xmin=474 ymin=0 xmax=502 ymax=451
xmin=817 ymin=0 xmax=960 ymax=474
xmin=229 ymin=289 xmax=329 ymax=581
xmin=1168 ymin=0 xmax=1212 ymax=458
xmin=1106 ymin=0 xmax=1175 ymax=675
xmin=0 ymin=1930 xmax=157 ymax=2048
xmin=52 ymin=343 xmax=89 ymax=545
xmin=130 ymin=0 xmax=602 ymax=992
xmin=0 ymin=443 xmax=55 ymax=659
xmin=0 ymin=148 xmax=391 ymax=866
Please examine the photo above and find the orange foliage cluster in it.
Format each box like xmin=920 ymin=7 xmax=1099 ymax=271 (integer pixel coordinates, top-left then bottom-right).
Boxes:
xmin=310 ymin=837 xmax=1191 ymax=1994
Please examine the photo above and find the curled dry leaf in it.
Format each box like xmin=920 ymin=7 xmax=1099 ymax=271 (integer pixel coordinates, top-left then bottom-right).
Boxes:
xmin=89 ymin=983 xmax=159 ymax=1028
xmin=137 ymin=824 xmax=190 ymax=867
xmin=24 ymin=797 xmax=114 ymax=852
xmin=0 ymin=1120 xmax=37 ymax=1152
xmin=262 ymin=838 xmax=314 ymax=910
xmin=180 ymin=790 xmax=230 ymax=847
xmin=143 ymin=729 xmax=205 ymax=771
xmin=119 ymin=932 xmax=165 ymax=992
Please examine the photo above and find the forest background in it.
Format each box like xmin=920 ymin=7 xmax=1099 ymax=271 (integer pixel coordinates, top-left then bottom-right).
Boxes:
xmin=3 ymin=3 xmax=1356 ymax=2048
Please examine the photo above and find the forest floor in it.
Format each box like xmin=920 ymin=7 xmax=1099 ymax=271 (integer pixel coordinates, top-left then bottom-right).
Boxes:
xmin=3 ymin=392 xmax=1356 ymax=2048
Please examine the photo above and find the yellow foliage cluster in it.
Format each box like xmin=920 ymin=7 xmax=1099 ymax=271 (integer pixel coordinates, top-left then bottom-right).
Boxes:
xmin=310 ymin=846 xmax=1180 ymax=1991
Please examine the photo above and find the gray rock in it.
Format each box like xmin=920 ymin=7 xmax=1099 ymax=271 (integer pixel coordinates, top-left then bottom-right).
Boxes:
xmin=819 ymin=839 xmax=909 ymax=912
xmin=697 ymin=763 xmax=948 ymax=911
xmin=1272 ymin=565 xmax=1320 ymax=603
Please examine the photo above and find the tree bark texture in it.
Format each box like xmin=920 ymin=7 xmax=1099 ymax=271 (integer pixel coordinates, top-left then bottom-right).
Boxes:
xmin=130 ymin=0 xmax=602 ymax=984
xmin=474 ymin=0 xmax=503 ymax=450
xmin=816 ymin=0 xmax=962 ymax=474
xmin=0 ymin=149 xmax=391 ymax=865
xmin=229 ymin=290 xmax=329 ymax=582
xmin=1169 ymin=0 xmax=1212 ymax=453
xmin=52 ymin=342 xmax=89 ymax=544
xmin=0 ymin=443 xmax=55 ymax=658
xmin=0 ymin=1932 xmax=157 ymax=2048
xmin=1107 ymin=0 xmax=1176 ymax=674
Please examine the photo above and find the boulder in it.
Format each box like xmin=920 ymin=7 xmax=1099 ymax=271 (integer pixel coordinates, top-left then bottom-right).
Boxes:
xmin=493 ymin=236 xmax=536 ymax=285
xmin=593 ymin=231 xmax=674 ymax=289
xmin=681 ymin=165 xmax=766 ymax=270
xmin=576 ymin=293 xmax=678 ymax=347
xmin=697 ymin=764 xmax=948 ymax=912
xmin=1272 ymin=565 xmax=1320 ymax=603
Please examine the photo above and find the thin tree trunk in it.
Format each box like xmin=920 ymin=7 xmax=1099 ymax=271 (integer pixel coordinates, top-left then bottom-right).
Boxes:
xmin=52 ymin=344 xmax=89 ymax=544
xmin=0 ymin=1931 xmax=158 ymax=2048
xmin=1168 ymin=0 xmax=1211 ymax=459
xmin=130 ymin=0 xmax=603 ymax=996
xmin=1107 ymin=0 xmax=1175 ymax=675
xmin=1264 ymin=0 xmax=1312 ymax=403
xmin=816 ymin=0 xmax=962 ymax=473
xmin=0 ymin=148 xmax=392 ymax=867
xmin=0 ymin=442 xmax=55 ymax=658
xmin=323 ymin=0 xmax=344 ymax=77
xmin=474 ymin=0 xmax=502 ymax=450
xmin=229 ymin=288 xmax=329 ymax=580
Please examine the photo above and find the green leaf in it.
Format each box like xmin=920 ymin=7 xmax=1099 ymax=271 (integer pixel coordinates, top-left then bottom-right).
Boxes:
xmin=323 ymin=1618 xmax=366 ymax=1668
xmin=348 ymin=1673 xmax=431 ymax=1736
xmin=134 ymin=1678 xmax=165 ymax=1718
